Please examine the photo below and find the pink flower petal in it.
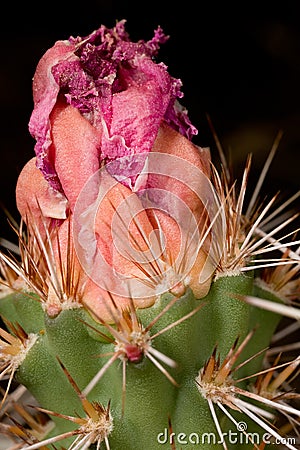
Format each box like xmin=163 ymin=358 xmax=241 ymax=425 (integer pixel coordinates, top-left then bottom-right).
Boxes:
xmin=28 ymin=40 xmax=77 ymax=190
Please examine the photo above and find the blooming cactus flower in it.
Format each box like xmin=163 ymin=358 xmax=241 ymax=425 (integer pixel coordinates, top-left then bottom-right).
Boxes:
xmin=16 ymin=20 xmax=217 ymax=321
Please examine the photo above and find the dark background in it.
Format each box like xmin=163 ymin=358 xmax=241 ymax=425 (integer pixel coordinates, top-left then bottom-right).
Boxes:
xmin=0 ymin=2 xmax=299 ymax=241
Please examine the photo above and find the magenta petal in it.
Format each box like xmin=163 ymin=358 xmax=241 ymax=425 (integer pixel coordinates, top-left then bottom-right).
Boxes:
xmin=28 ymin=40 xmax=77 ymax=190
xmin=100 ymin=58 xmax=174 ymax=186
xmin=107 ymin=58 xmax=172 ymax=154
xmin=28 ymin=20 xmax=199 ymax=191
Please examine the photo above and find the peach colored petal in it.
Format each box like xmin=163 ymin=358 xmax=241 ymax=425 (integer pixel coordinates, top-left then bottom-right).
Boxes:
xmin=50 ymin=98 xmax=102 ymax=210
xmin=94 ymin=174 xmax=158 ymax=279
xmin=153 ymin=121 xmax=211 ymax=176
xmin=148 ymin=209 xmax=213 ymax=299
xmin=48 ymin=216 xmax=87 ymax=304
xmin=188 ymin=248 xmax=214 ymax=299
xmin=82 ymin=279 xmax=156 ymax=323
xmin=149 ymin=121 xmax=211 ymax=221
xmin=16 ymin=157 xmax=68 ymax=234
xmin=77 ymin=172 xmax=185 ymax=320
xmin=146 ymin=208 xmax=182 ymax=263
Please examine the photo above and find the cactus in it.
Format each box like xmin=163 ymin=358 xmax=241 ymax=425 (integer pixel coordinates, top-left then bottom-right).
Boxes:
xmin=0 ymin=20 xmax=299 ymax=450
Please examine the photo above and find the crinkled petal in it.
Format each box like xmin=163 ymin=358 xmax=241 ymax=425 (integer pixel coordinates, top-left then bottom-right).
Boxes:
xmin=28 ymin=20 xmax=198 ymax=191
xmin=102 ymin=57 xmax=171 ymax=155
xmin=28 ymin=40 xmax=77 ymax=189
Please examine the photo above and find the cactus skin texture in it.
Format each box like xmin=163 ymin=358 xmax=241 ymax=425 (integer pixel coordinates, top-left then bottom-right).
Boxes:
xmin=0 ymin=21 xmax=300 ymax=450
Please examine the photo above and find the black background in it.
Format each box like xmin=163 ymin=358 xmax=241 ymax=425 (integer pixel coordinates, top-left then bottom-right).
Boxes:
xmin=0 ymin=1 xmax=299 ymax=241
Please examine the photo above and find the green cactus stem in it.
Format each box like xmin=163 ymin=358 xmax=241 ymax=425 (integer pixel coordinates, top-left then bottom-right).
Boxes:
xmin=2 ymin=263 xmax=297 ymax=449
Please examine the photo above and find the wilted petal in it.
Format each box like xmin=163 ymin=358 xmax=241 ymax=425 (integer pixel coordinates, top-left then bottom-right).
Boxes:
xmin=29 ymin=40 xmax=77 ymax=189
xmin=28 ymin=20 xmax=197 ymax=193
xmin=101 ymin=58 xmax=175 ymax=185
